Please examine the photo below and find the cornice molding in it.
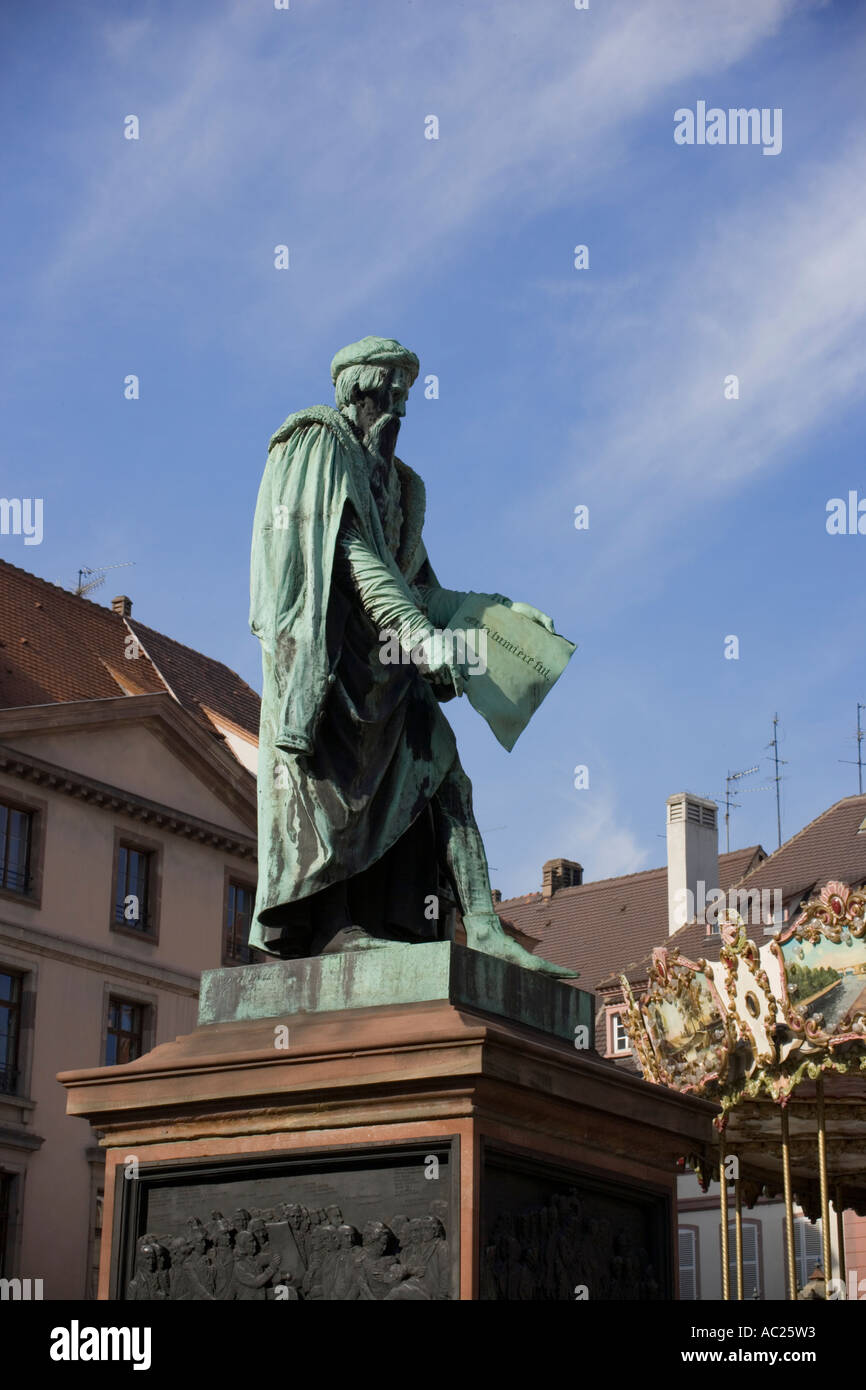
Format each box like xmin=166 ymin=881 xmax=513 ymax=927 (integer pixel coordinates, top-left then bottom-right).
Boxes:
xmin=0 ymin=741 xmax=257 ymax=862
xmin=0 ymin=917 xmax=202 ymax=995
xmin=0 ymin=693 xmax=258 ymax=829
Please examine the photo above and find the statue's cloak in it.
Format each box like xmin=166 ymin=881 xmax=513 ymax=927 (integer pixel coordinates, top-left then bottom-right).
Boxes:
xmin=249 ymin=404 xmax=457 ymax=951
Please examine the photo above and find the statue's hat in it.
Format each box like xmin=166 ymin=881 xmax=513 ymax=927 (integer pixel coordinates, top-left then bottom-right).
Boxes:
xmin=330 ymin=336 xmax=419 ymax=386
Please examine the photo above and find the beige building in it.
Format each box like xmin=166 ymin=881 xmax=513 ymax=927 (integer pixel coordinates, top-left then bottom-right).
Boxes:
xmin=0 ymin=561 xmax=259 ymax=1298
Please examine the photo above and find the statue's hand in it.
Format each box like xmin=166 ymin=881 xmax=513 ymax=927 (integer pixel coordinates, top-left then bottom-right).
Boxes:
xmin=411 ymin=634 xmax=465 ymax=697
xmin=508 ymin=601 xmax=555 ymax=633
xmin=490 ymin=595 xmax=555 ymax=633
xmin=423 ymin=657 xmax=465 ymax=698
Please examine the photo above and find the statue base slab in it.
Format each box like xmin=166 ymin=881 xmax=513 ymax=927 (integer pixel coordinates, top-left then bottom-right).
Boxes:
xmin=198 ymin=940 xmax=591 ymax=1045
xmin=60 ymin=944 xmax=714 ymax=1301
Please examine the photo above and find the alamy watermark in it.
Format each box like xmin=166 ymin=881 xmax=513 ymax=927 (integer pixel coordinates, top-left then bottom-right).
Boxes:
xmin=826 ymin=492 xmax=866 ymax=535
xmin=1 ymin=1277 xmax=43 ymax=1300
xmin=672 ymin=881 xmax=782 ymax=931
xmin=0 ymin=497 xmax=43 ymax=545
xmin=378 ymin=625 xmax=487 ymax=677
xmin=674 ymin=103 xmax=782 ymax=156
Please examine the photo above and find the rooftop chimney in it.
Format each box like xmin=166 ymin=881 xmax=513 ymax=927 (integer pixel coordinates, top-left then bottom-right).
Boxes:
xmin=542 ymin=858 xmax=583 ymax=898
xmin=112 ymin=595 xmax=132 ymax=617
xmin=666 ymin=793 xmax=719 ymax=936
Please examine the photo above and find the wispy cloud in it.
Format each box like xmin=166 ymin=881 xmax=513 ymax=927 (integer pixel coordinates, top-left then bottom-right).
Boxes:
xmin=495 ymin=783 xmax=652 ymax=897
xmin=32 ymin=0 xmax=807 ymax=341
xmin=507 ymin=124 xmax=866 ymax=605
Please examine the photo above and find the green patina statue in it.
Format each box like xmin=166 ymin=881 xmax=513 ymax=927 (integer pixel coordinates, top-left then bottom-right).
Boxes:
xmin=249 ymin=335 xmax=574 ymax=976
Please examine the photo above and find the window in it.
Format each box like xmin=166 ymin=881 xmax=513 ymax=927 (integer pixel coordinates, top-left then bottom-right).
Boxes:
xmin=114 ymin=845 xmax=152 ymax=933
xmin=794 ymin=1217 xmax=822 ymax=1292
xmin=725 ymin=1219 xmax=762 ymax=1298
xmin=678 ymin=1227 xmax=699 ymax=1300
xmin=0 ymin=970 xmax=21 ymax=1095
xmin=105 ymin=998 xmax=145 ymax=1065
xmin=0 ymin=802 xmax=32 ymax=895
xmin=225 ymin=880 xmax=254 ymax=964
xmin=608 ymin=1010 xmax=630 ymax=1055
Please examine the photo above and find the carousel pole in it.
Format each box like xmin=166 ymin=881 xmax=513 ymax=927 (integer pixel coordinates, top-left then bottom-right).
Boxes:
xmin=719 ymin=1131 xmax=730 ymax=1301
xmin=834 ymin=1184 xmax=846 ymax=1298
xmin=734 ymin=1174 xmax=744 ymax=1300
xmin=816 ymin=1076 xmax=833 ymax=1287
xmin=780 ymin=1103 xmax=797 ymax=1300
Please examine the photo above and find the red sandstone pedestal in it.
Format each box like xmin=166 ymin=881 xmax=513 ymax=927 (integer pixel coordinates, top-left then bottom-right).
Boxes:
xmin=60 ymin=949 xmax=714 ymax=1301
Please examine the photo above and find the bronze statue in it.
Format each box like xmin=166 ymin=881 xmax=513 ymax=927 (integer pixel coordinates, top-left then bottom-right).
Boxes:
xmin=249 ymin=336 xmax=574 ymax=976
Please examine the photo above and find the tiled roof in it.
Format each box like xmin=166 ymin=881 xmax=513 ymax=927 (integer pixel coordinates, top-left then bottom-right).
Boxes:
xmin=0 ymin=559 xmax=259 ymax=743
xmin=724 ymin=794 xmax=866 ymax=906
xmin=604 ymin=796 xmax=866 ymax=989
xmin=495 ymin=845 xmax=765 ymax=990
xmin=128 ymin=620 xmax=260 ymax=740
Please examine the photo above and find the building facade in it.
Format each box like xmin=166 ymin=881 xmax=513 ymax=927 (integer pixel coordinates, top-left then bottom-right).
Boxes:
xmin=0 ymin=562 xmax=260 ymax=1298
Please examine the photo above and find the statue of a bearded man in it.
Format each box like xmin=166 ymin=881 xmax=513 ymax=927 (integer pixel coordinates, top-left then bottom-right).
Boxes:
xmin=249 ymin=335 xmax=572 ymax=976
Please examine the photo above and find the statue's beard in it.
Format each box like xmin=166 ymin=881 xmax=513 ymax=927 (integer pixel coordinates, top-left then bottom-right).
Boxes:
xmin=362 ymin=411 xmax=403 ymax=554
xmin=363 ymin=410 xmax=400 ymax=464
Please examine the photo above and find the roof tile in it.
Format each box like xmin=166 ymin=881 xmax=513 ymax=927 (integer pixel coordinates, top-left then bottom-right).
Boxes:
xmin=0 ymin=559 xmax=260 ymax=745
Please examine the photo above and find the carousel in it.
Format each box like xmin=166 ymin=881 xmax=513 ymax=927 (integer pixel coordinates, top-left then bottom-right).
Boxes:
xmin=622 ymin=881 xmax=866 ymax=1300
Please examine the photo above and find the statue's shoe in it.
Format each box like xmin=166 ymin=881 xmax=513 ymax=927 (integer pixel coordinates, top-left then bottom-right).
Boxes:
xmin=462 ymin=913 xmax=578 ymax=978
xmin=316 ymin=925 xmax=394 ymax=955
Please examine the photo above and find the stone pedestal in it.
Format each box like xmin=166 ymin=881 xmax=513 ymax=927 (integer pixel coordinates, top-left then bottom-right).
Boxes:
xmin=59 ymin=944 xmax=714 ymax=1301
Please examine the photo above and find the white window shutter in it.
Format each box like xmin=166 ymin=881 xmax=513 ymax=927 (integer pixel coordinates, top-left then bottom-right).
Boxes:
xmin=678 ymin=1228 xmax=697 ymax=1300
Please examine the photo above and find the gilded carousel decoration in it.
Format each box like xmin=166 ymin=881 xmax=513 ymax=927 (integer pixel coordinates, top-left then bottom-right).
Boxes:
xmin=621 ymin=882 xmax=866 ymax=1300
xmin=622 ymin=883 xmax=866 ymax=1107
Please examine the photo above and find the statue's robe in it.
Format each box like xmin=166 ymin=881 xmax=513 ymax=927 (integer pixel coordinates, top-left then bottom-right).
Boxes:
xmin=249 ymin=404 xmax=461 ymax=955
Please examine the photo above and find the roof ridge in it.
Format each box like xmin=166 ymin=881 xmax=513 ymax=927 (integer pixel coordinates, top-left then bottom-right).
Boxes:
xmin=121 ymin=619 xmax=180 ymax=705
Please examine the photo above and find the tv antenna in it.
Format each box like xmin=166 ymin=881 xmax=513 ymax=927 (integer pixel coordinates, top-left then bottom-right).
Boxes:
xmin=73 ymin=562 xmax=134 ymax=598
xmin=839 ymin=702 xmax=866 ymax=795
xmin=767 ymin=713 xmax=788 ymax=850
xmin=723 ymin=766 xmax=761 ymax=854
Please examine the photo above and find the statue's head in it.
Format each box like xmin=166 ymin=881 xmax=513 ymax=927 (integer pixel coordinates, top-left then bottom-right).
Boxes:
xmin=136 ymin=1241 xmax=158 ymax=1272
xmin=248 ymin=1217 xmax=267 ymax=1249
xmin=361 ymin=1220 xmax=391 ymax=1256
xmin=337 ymin=1223 xmax=358 ymax=1249
xmin=331 ymin=336 xmax=419 ymax=442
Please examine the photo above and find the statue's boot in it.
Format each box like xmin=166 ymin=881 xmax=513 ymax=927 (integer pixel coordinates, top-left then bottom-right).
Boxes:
xmin=462 ymin=913 xmax=578 ymax=978
xmin=313 ymin=924 xmax=394 ymax=954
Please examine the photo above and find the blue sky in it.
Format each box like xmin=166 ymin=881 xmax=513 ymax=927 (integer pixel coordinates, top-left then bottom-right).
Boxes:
xmin=2 ymin=0 xmax=866 ymax=896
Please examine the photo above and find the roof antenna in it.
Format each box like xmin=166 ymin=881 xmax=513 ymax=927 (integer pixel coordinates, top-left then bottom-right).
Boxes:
xmin=838 ymin=701 xmax=866 ymax=795
xmin=723 ymin=766 xmax=758 ymax=854
xmin=73 ymin=562 xmax=134 ymax=598
xmin=767 ymin=714 xmax=788 ymax=850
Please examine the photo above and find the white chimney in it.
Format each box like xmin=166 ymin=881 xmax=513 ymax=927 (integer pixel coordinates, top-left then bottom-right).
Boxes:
xmin=666 ymin=793 xmax=719 ymax=936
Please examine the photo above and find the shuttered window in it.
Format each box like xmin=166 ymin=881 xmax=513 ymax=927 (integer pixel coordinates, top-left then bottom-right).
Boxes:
xmin=726 ymin=1219 xmax=761 ymax=1298
xmin=678 ymin=1227 xmax=698 ymax=1300
xmin=794 ymin=1218 xmax=822 ymax=1292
